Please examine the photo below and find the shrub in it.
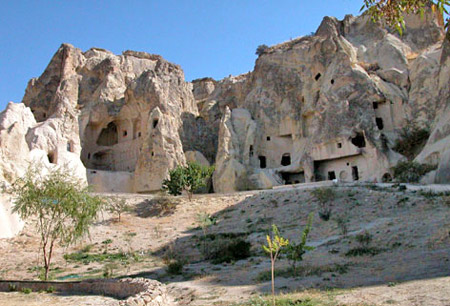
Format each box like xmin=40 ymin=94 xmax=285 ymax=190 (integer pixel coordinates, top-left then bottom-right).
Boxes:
xmin=355 ymin=231 xmax=372 ymax=248
xmin=21 ymin=287 xmax=32 ymax=294
xmin=283 ymin=213 xmax=314 ymax=274
xmin=201 ymin=236 xmax=251 ymax=264
xmin=162 ymin=162 xmax=214 ymax=200
xmin=311 ymin=188 xmax=335 ymax=221
xmin=107 ymin=197 xmax=130 ymax=222
xmin=393 ymin=123 xmax=430 ymax=160
xmin=45 ymin=286 xmax=55 ymax=293
xmin=166 ymin=259 xmax=185 ymax=275
xmin=392 ymin=161 xmax=437 ymax=183
xmin=256 ymin=44 xmax=269 ymax=56
xmin=346 ymin=231 xmax=382 ymax=257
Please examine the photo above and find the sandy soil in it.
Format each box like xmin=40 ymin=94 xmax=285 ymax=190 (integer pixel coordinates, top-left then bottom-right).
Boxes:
xmin=0 ymin=184 xmax=449 ymax=305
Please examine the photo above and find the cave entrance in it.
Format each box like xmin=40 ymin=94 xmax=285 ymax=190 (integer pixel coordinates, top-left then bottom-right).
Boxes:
xmin=96 ymin=122 xmax=118 ymax=146
xmin=258 ymin=156 xmax=267 ymax=169
xmin=281 ymin=172 xmax=305 ymax=185
xmin=351 ymin=133 xmax=366 ymax=148
xmin=328 ymin=171 xmax=336 ymax=180
xmin=352 ymin=166 xmax=359 ymax=181
xmin=376 ymin=117 xmax=384 ymax=130
xmin=281 ymin=153 xmax=291 ymax=166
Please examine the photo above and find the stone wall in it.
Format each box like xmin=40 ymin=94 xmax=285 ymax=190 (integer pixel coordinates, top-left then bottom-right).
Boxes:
xmin=0 ymin=278 xmax=177 ymax=306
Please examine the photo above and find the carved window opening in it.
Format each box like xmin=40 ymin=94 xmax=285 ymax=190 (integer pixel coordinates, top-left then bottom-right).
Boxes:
xmin=315 ymin=73 xmax=321 ymax=81
xmin=249 ymin=145 xmax=254 ymax=157
xmin=259 ymin=156 xmax=267 ymax=169
xmin=153 ymin=119 xmax=159 ymax=128
xmin=67 ymin=142 xmax=73 ymax=152
xmin=47 ymin=152 xmax=55 ymax=164
xmin=328 ymin=171 xmax=336 ymax=180
xmin=331 ymin=79 xmax=335 ymax=84
xmin=352 ymin=166 xmax=359 ymax=181
xmin=96 ymin=122 xmax=118 ymax=146
xmin=351 ymin=133 xmax=366 ymax=148
xmin=123 ymin=130 xmax=128 ymax=137
xmin=151 ymin=151 xmax=154 ymax=156
xmin=373 ymin=102 xmax=378 ymax=109
xmin=266 ymin=136 xmax=271 ymax=141
xmin=337 ymin=143 xmax=342 ymax=148
xmin=43 ymin=113 xmax=47 ymax=119
xmin=138 ymin=132 xmax=142 ymax=137
xmin=376 ymin=117 xmax=384 ymax=130
xmin=281 ymin=153 xmax=291 ymax=166
xmin=88 ymin=153 xmax=91 ymax=160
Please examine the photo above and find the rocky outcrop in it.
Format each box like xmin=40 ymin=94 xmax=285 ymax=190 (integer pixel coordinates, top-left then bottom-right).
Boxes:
xmin=17 ymin=44 xmax=198 ymax=193
xmin=0 ymin=8 xmax=448 ymax=209
xmin=195 ymin=9 xmax=448 ymax=191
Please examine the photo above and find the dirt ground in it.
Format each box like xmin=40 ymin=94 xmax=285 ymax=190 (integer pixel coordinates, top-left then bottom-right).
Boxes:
xmin=0 ymin=183 xmax=449 ymax=305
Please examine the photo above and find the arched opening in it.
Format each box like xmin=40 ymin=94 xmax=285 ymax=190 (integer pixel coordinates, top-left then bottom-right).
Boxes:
xmin=376 ymin=117 xmax=384 ymax=130
xmin=153 ymin=119 xmax=159 ymax=128
xmin=281 ymin=153 xmax=291 ymax=166
xmin=315 ymin=73 xmax=321 ymax=81
xmin=382 ymin=173 xmax=392 ymax=183
xmin=331 ymin=79 xmax=335 ymax=84
xmin=249 ymin=145 xmax=254 ymax=158
xmin=351 ymin=133 xmax=366 ymax=148
xmin=372 ymin=102 xmax=379 ymax=109
xmin=96 ymin=122 xmax=118 ymax=146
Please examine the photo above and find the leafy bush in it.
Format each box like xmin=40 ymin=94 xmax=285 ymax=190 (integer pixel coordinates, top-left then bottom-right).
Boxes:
xmin=202 ymin=237 xmax=251 ymax=264
xmin=255 ymin=44 xmax=269 ymax=56
xmin=392 ymin=161 xmax=437 ymax=183
xmin=311 ymin=188 xmax=335 ymax=221
xmin=283 ymin=213 xmax=314 ymax=273
xmin=346 ymin=231 xmax=382 ymax=257
xmin=166 ymin=260 xmax=185 ymax=275
xmin=21 ymin=288 xmax=32 ymax=294
xmin=162 ymin=162 xmax=214 ymax=200
xmin=393 ymin=123 xmax=430 ymax=160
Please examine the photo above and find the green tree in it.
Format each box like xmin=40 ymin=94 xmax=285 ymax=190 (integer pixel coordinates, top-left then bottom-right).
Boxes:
xmin=284 ymin=213 xmax=314 ymax=275
xmin=256 ymin=44 xmax=269 ymax=56
xmin=162 ymin=162 xmax=214 ymax=200
xmin=262 ymin=224 xmax=289 ymax=306
xmin=6 ymin=165 xmax=104 ymax=280
xmin=361 ymin=0 xmax=449 ymax=34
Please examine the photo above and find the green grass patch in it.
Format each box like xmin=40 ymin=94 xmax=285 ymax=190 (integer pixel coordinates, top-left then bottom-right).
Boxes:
xmin=63 ymin=251 xmax=142 ymax=264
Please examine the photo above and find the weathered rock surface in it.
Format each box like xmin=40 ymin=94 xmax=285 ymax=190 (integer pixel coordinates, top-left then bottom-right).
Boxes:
xmin=0 ymin=8 xmax=449 ymax=209
xmin=195 ymin=10 xmax=448 ymax=191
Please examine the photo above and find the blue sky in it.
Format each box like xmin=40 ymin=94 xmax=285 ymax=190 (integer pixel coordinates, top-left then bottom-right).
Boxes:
xmin=0 ymin=1 xmax=362 ymax=110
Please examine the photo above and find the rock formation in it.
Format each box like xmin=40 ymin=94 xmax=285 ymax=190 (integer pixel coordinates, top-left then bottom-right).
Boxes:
xmin=0 ymin=8 xmax=448 ymax=211
xmin=194 ymin=10 xmax=449 ymax=190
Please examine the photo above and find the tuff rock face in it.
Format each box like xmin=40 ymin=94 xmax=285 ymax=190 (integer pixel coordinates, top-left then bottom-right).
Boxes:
xmin=0 ymin=9 xmax=448 ymax=209
xmin=194 ymin=10 xmax=449 ymax=191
